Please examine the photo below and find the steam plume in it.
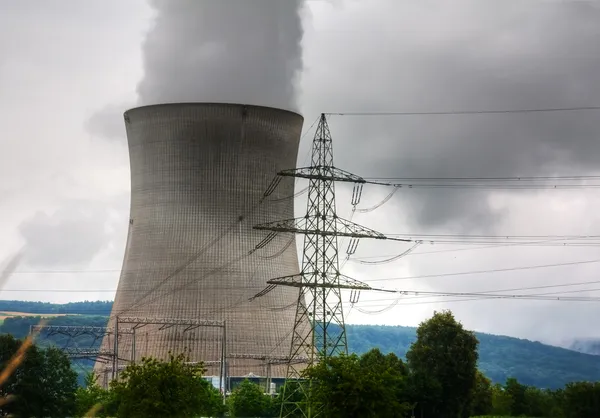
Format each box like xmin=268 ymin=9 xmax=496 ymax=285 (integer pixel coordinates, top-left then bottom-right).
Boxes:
xmin=137 ymin=0 xmax=305 ymax=111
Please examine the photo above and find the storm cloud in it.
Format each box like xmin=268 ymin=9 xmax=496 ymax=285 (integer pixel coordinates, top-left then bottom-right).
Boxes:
xmin=301 ymin=0 xmax=600 ymax=231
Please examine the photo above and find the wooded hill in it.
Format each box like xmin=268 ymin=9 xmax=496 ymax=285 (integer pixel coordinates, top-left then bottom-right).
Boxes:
xmin=0 ymin=300 xmax=598 ymax=389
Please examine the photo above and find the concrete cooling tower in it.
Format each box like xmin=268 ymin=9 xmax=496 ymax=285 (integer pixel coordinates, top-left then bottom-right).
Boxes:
xmin=96 ymin=103 xmax=304 ymax=382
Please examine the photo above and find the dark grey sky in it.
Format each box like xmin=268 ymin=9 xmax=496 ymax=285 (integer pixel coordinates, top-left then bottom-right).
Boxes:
xmin=1 ymin=0 xmax=599 ymax=346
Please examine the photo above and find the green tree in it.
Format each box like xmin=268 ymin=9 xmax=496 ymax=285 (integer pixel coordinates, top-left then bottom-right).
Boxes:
xmin=109 ymin=353 xmax=225 ymax=418
xmin=490 ymin=383 xmax=513 ymax=415
xmin=228 ymin=379 xmax=273 ymax=417
xmin=504 ymin=377 xmax=527 ymax=416
xmin=0 ymin=335 xmax=78 ymax=417
xmin=469 ymin=370 xmax=493 ymax=416
xmin=523 ymin=386 xmax=555 ymax=417
xmin=75 ymin=372 xmax=114 ymax=417
xmin=271 ymin=380 xmax=307 ymax=418
xmin=406 ymin=310 xmax=479 ymax=418
xmin=303 ymin=349 xmax=412 ymax=418
xmin=561 ymin=381 xmax=600 ymax=418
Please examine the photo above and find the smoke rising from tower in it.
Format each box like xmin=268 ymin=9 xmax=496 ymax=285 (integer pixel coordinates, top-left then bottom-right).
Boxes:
xmin=137 ymin=0 xmax=305 ymax=111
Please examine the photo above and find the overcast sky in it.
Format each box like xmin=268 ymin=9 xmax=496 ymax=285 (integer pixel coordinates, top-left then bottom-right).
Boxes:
xmin=1 ymin=0 xmax=600 ymax=347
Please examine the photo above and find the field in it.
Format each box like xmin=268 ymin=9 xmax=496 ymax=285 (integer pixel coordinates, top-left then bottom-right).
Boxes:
xmin=0 ymin=311 xmax=73 ymax=321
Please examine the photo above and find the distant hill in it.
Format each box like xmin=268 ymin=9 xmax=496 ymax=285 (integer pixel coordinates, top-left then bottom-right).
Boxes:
xmin=0 ymin=300 xmax=111 ymax=316
xmin=347 ymin=324 xmax=600 ymax=389
xmin=0 ymin=301 xmax=599 ymax=389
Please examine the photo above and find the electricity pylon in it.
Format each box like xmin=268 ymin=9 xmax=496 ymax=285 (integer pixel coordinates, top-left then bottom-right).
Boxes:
xmin=254 ymin=113 xmax=401 ymax=418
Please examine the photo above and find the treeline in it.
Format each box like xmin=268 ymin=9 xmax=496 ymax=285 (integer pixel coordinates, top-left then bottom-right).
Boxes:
xmin=0 ymin=309 xmax=598 ymax=417
xmin=0 ymin=300 xmax=112 ymax=315
xmin=2 ymin=308 xmax=600 ymax=390
xmin=489 ymin=377 xmax=600 ymax=417
xmin=347 ymin=324 xmax=600 ymax=389
xmin=301 ymin=311 xmax=600 ymax=418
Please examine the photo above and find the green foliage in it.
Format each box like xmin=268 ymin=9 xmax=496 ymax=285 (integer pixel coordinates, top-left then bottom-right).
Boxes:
xmin=484 ymin=377 xmax=600 ymax=418
xmin=271 ymin=380 xmax=307 ymax=417
xmin=303 ymin=349 xmax=413 ymax=418
xmin=228 ymin=379 xmax=273 ymax=417
xmin=407 ymin=310 xmax=479 ymax=418
xmin=0 ymin=334 xmax=78 ymax=417
xmin=75 ymin=372 xmax=113 ymax=417
xmin=561 ymin=381 xmax=600 ymax=418
xmin=470 ymin=371 xmax=493 ymax=416
xmin=504 ymin=377 xmax=528 ymax=416
xmin=108 ymin=353 xmax=226 ymax=418
xmin=490 ymin=383 xmax=513 ymax=415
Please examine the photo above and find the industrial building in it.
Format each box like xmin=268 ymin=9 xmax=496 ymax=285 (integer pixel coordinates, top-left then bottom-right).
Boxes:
xmin=96 ymin=103 xmax=304 ymax=384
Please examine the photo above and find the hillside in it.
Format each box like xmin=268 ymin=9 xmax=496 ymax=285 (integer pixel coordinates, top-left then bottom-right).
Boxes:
xmin=347 ymin=324 xmax=600 ymax=389
xmin=0 ymin=301 xmax=599 ymax=389
xmin=569 ymin=338 xmax=600 ymax=355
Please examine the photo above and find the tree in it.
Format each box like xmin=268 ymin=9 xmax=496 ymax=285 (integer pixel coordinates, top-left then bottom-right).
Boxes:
xmin=469 ymin=370 xmax=493 ymax=416
xmin=228 ymin=379 xmax=273 ymax=417
xmin=490 ymin=382 xmax=513 ymax=415
xmin=523 ymin=386 xmax=555 ymax=417
xmin=303 ymin=349 xmax=412 ymax=418
xmin=561 ymin=381 xmax=600 ymax=418
xmin=108 ymin=353 xmax=225 ymax=418
xmin=406 ymin=310 xmax=479 ymax=418
xmin=0 ymin=334 xmax=78 ymax=417
xmin=75 ymin=372 xmax=114 ymax=417
xmin=504 ymin=377 xmax=528 ymax=416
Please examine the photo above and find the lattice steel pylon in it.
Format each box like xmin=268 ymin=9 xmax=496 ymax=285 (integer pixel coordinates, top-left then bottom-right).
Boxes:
xmin=253 ymin=113 xmax=396 ymax=417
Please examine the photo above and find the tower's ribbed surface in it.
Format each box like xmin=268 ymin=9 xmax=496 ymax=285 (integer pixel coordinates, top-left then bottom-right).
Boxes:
xmin=97 ymin=103 xmax=303 ymax=380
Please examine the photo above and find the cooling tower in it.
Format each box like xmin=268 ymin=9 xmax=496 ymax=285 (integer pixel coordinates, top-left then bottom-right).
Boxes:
xmin=97 ymin=103 xmax=303 ymax=381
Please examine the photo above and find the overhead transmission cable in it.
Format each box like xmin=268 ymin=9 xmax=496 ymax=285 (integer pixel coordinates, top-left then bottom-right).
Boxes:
xmin=325 ymin=105 xmax=600 ymax=117
xmin=366 ymin=258 xmax=600 ymax=282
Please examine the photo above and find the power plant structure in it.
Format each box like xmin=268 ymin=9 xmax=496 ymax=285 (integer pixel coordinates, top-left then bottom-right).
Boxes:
xmin=95 ymin=103 xmax=307 ymax=384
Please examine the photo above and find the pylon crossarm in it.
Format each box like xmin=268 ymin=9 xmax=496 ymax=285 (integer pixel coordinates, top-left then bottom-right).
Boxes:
xmin=254 ymin=216 xmax=390 ymax=240
xmin=266 ymin=274 xmax=371 ymax=291
xmin=278 ymin=166 xmax=366 ymax=184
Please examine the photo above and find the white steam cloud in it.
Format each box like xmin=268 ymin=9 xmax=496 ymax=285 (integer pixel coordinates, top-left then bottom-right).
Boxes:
xmin=137 ymin=0 xmax=305 ymax=111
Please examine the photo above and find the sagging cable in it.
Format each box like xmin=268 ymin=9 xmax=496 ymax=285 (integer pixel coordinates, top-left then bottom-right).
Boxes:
xmin=259 ymin=236 xmax=295 ymax=259
xmin=355 ymin=187 xmax=399 ymax=213
xmin=352 ymin=241 xmax=421 ymax=265
xmin=263 ymin=176 xmax=283 ymax=197
xmin=249 ymin=284 xmax=277 ymax=302
xmin=355 ymin=296 xmax=402 ymax=314
xmin=269 ymin=186 xmax=308 ymax=202
xmin=255 ymin=232 xmax=278 ymax=249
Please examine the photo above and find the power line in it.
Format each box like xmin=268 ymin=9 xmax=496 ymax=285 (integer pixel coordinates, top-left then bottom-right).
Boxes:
xmin=6 ymin=277 xmax=600 ymax=296
xmin=384 ymin=233 xmax=600 ymax=240
xmin=364 ymin=175 xmax=600 ymax=182
xmin=363 ymin=180 xmax=600 ymax=190
xmin=366 ymin=258 xmax=600 ymax=282
xmin=357 ymin=279 xmax=600 ymax=304
xmin=326 ymin=105 xmax=600 ymax=117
